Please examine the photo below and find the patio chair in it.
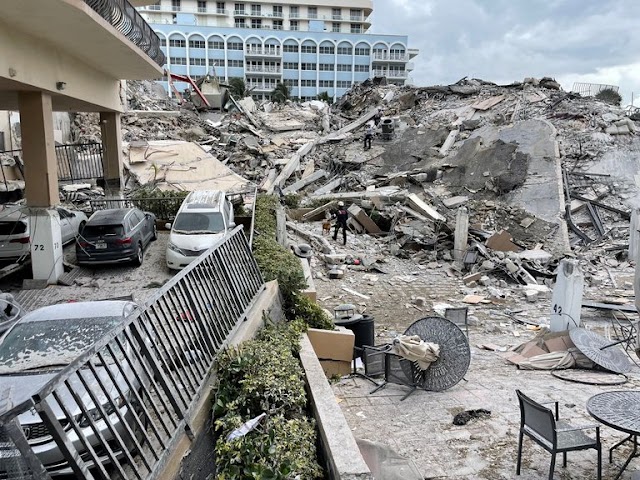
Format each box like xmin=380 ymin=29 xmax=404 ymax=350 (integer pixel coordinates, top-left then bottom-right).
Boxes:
xmin=515 ymin=389 xmax=601 ymax=480
xmin=444 ymin=306 xmax=469 ymax=338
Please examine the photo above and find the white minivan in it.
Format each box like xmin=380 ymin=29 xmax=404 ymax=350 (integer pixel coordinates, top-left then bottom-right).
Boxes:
xmin=165 ymin=190 xmax=235 ymax=270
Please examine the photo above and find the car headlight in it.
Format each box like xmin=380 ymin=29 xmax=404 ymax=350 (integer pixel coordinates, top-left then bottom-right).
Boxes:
xmin=167 ymin=242 xmax=185 ymax=255
xmin=76 ymin=396 xmax=124 ymax=428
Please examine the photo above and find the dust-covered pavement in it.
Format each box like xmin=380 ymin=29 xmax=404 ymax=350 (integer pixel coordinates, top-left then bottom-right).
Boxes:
xmin=306 ymin=233 xmax=640 ymax=480
xmin=2 ymin=231 xmax=174 ymax=310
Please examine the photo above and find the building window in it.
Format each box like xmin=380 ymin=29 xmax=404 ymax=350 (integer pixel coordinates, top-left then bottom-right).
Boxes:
xmin=216 ymin=2 xmax=225 ymax=13
xmin=170 ymin=57 xmax=187 ymax=65
xmin=227 ymin=59 xmax=244 ymax=67
xmin=301 ymin=45 xmax=316 ymax=54
xmin=273 ymin=5 xmax=282 ymax=17
xmin=208 ymin=40 xmax=224 ymax=49
xmin=301 ymin=63 xmax=316 ymax=70
xmin=160 ymin=38 xmax=167 ymax=46
xmin=319 ymin=80 xmax=334 ymax=88
xmin=169 ymin=39 xmax=186 ymax=47
xmin=189 ymin=40 xmax=206 ymax=49
xmin=332 ymin=23 xmax=341 ymax=33
xmin=283 ymin=62 xmax=298 ymax=69
xmin=251 ymin=18 xmax=262 ymax=28
xmin=350 ymin=24 xmax=362 ymax=34
xmin=208 ymin=58 xmax=222 ymax=66
xmin=308 ymin=6 xmax=317 ymax=19
xmin=354 ymin=47 xmax=369 ymax=56
xmin=283 ymin=44 xmax=299 ymax=53
xmin=273 ymin=20 xmax=283 ymax=30
xmin=332 ymin=8 xmax=341 ymax=19
xmin=290 ymin=20 xmax=298 ymax=30
xmin=337 ymin=64 xmax=352 ymax=72
xmin=284 ymin=79 xmax=296 ymax=87
xmin=235 ymin=18 xmax=246 ymax=28
xmin=149 ymin=1 xmax=161 ymax=10
xmin=289 ymin=5 xmax=298 ymax=18
xmin=319 ymin=46 xmax=335 ymax=55
xmin=251 ymin=4 xmax=261 ymax=16
xmin=337 ymin=46 xmax=352 ymax=55
xmin=234 ymin=3 xmax=245 ymax=15
xmin=301 ymin=79 xmax=316 ymax=87
xmin=355 ymin=65 xmax=369 ymax=72
xmin=189 ymin=58 xmax=207 ymax=66
xmin=337 ymin=80 xmax=352 ymax=88
xmin=319 ymin=63 xmax=334 ymax=71
xmin=227 ymin=41 xmax=243 ymax=50
xmin=197 ymin=1 xmax=207 ymax=12
xmin=171 ymin=0 xmax=181 ymax=11
xmin=350 ymin=9 xmax=362 ymax=21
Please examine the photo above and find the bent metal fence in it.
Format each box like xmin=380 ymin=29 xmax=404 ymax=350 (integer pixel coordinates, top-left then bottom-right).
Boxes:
xmin=0 ymin=227 xmax=264 ymax=479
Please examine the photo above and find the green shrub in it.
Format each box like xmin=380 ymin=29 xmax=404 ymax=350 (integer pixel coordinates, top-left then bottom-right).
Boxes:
xmin=129 ymin=187 xmax=188 ymax=220
xmin=282 ymin=193 xmax=301 ymax=209
xmin=214 ymin=320 xmax=323 ymax=480
xmin=290 ymin=293 xmax=334 ymax=330
xmin=595 ymin=88 xmax=622 ymax=106
xmin=254 ymin=195 xmax=279 ymax=235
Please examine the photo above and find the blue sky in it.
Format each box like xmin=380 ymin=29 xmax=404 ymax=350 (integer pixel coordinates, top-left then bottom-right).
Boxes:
xmin=370 ymin=0 xmax=640 ymax=107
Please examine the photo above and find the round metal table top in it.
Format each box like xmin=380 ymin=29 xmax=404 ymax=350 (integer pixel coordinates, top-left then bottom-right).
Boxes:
xmin=569 ymin=327 xmax=633 ymax=374
xmin=401 ymin=316 xmax=470 ymax=392
xmin=587 ymin=390 xmax=640 ymax=436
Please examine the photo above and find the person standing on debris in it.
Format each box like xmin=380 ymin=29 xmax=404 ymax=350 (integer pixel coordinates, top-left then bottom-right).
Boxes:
xmin=373 ymin=107 xmax=383 ymax=127
xmin=364 ymin=121 xmax=375 ymax=150
xmin=332 ymin=201 xmax=349 ymax=245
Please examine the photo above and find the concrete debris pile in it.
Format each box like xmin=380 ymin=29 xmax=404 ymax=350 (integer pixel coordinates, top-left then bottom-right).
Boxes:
xmin=72 ymin=74 xmax=639 ymax=293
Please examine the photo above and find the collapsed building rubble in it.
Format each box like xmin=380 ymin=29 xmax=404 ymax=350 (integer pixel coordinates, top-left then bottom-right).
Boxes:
xmin=61 ymin=76 xmax=640 ymax=302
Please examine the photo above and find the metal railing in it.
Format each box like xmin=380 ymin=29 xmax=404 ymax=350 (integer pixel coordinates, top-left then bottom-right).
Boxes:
xmin=55 ymin=143 xmax=104 ymax=183
xmin=572 ymin=82 xmax=620 ymax=97
xmin=0 ymin=227 xmax=264 ymax=479
xmin=0 ymin=143 xmax=104 ymax=185
xmin=84 ymin=0 xmax=166 ymax=67
xmin=245 ymin=47 xmax=281 ymax=56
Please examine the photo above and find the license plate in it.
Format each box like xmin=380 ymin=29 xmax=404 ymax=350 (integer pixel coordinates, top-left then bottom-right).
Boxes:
xmin=95 ymin=242 xmax=107 ymax=250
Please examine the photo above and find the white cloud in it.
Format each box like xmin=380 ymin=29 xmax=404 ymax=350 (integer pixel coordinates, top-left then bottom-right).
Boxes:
xmin=370 ymin=0 xmax=640 ymax=106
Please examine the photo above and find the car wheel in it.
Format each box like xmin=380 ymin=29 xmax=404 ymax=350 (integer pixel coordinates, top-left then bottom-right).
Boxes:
xmin=133 ymin=242 xmax=144 ymax=267
xmin=151 ymin=223 xmax=158 ymax=241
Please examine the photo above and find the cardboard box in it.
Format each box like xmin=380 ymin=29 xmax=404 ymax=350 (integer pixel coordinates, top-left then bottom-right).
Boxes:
xmin=307 ymin=327 xmax=355 ymax=362
xmin=520 ymin=341 xmax=548 ymax=358
xmin=319 ymin=359 xmax=352 ymax=377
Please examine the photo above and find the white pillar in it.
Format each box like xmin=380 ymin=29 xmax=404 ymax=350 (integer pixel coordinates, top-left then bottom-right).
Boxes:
xmin=550 ymin=258 xmax=583 ymax=331
xmin=29 ymin=208 xmax=63 ymax=284
xmin=453 ymin=207 xmax=469 ymax=266
xmin=629 ymin=208 xmax=640 ymax=262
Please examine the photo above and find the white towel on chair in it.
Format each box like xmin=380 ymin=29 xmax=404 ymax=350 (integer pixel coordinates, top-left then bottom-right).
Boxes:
xmin=392 ymin=335 xmax=440 ymax=370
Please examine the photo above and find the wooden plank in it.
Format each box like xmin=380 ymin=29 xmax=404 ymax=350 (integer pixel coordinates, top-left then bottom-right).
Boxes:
xmin=471 ymin=95 xmax=505 ymax=111
xmin=582 ymin=301 xmax=637 ymax=313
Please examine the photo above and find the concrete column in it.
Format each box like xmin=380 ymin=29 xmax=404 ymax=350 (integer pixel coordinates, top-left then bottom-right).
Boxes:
xmin=453 ymin=207 xmax=469 ymax=266
xmin=18 ymin=92 xmax=58 ymax=207
xmin=629 ymin=208 xmax=640 ymax=262
xmin=550 ymin=259 xmax=583 ymax=331
xmin=28 ymin=208 xmax=64 ymax=284
xmin=99 ymin=111 xmax=123 ymax=194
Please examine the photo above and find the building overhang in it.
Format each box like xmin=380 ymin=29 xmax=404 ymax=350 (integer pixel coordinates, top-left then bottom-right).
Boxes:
xmin=2 ymin=0 xmax=164 ymax=80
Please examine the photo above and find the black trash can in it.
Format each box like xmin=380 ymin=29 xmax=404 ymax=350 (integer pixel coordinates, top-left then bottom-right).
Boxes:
xmin=335 ymin=314 xmax=375 ymax=359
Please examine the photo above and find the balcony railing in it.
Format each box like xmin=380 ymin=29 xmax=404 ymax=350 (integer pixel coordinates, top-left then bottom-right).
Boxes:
xmin=245 ymin=47 xmax=281 ymax=56
xmin=141 ymin=4 xmax=227 ymax=15
xmin=372 ymin=70 xmax=408 ymax=79
xmin=373 ymin=52 xmax=409 ymax=62
xmin=85 ymin=0 xmax=165 ymax=67
xmin=246 ymin=65 xmax=282 ymax=74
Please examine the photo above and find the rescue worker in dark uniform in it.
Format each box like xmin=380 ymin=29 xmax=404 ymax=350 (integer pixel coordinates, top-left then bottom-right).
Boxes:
xmin=332 ymin=201 xmax=348 ymax=245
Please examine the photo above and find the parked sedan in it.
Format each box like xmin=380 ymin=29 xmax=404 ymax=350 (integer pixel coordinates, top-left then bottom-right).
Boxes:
xmin=76 ymin=208 xmax=157 ymax=266
xmin=0 ymin=205 xmax=88 ymax=261
xmin=0 ymin=301 xmax=143 ymax=476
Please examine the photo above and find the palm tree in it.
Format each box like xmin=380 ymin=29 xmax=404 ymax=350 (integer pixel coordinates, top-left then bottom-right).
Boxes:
xmin=317 ymin=91 xmax=332 ymax=103
xmin=228 ymin=77 xmax=249 ymax=98
xmin=271 ymin=82 xmax=290 ymax=103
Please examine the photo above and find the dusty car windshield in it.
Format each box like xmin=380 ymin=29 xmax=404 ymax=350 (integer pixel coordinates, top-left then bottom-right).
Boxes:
xmin=173 ymin=212 xmax=225 ymax=234
xmin=0 ymin=317 xmax=120 ymax=373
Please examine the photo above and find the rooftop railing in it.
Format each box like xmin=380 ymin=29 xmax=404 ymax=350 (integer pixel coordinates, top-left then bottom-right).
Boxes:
xmin=85 ymin=0 xmax=165 ymax=67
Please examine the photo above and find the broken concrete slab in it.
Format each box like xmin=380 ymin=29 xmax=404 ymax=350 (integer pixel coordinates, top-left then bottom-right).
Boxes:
xmin=406 ymin=193 xmax=446 ymax=222
xmin=283 ymin=170 xmax=328 ymax=195
xmin=347 ymin=204 xmax=382 ymax=234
